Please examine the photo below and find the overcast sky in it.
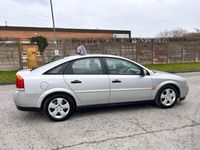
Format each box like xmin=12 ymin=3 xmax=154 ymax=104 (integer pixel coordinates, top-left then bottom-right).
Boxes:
xmin=0 ymin=0 xmax=199 ymax=37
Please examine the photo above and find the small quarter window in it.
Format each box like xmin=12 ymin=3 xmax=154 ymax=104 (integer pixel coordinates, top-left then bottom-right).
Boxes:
xmin=44 ymin=63 xmax=68 ymax=75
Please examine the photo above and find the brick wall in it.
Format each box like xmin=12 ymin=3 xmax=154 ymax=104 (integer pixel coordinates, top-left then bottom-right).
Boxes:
xmin=0 ymin=30 xmax=113 ymax=41
xmin=0 ymin=26 xmax=132 ymax=41
xmin=0 ymin=37 xmax=200 ymax=71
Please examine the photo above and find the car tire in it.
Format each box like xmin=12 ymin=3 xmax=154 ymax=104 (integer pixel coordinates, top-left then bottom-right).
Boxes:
xmin=155 ymin=85 xmax=179 ymax=108
xmin=43 ymin=94 xmax=75 ymax=121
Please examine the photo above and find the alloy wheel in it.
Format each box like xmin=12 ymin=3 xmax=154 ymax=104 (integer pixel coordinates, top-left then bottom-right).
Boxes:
xmin=160 ymin=88 xmax=176 ymax=106
xmin=48 ymin=98 xmax=70 ymax=119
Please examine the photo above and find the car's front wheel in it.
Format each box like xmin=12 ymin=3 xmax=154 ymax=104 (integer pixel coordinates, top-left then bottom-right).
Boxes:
xmin=43 ymin=94 xmax=75 ymax=121
xmin=155 ymin=85 xmax=178 ymax=108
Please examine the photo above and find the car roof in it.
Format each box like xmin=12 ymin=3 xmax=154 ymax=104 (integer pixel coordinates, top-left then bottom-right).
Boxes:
xmin=63 ymin=54 xmax=124 ymax=59
xmin=31 ymin=54 xmax=151 ymax=75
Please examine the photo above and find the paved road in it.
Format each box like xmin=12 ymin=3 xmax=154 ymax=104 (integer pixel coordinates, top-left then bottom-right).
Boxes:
xmin=0 ymin=72 xmax=200 ymax=150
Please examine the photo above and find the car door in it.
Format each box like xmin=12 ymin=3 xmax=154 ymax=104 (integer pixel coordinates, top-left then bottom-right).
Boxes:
xmin=104 ymin=57 xmax=153 ymax=103
xmin=63 ymin=57 xmax=110 ymax=105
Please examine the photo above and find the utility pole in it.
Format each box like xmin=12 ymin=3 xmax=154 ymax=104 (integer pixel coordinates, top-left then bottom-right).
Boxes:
xmin=49 ymin=0 xmax=59 ymax=56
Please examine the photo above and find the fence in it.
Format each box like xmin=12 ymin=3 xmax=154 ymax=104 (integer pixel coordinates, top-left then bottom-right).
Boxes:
xmin=44 ymin=38 xmax=200 ymax=64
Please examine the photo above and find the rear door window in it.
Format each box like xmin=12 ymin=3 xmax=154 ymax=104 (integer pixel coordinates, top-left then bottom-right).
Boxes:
xmin=65 ymin=58 xmax=103 ymax=74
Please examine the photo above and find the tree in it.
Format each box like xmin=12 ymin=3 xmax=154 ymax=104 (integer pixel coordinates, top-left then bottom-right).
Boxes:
xmin=30 ymin=36 xmax=48 ymax=53
xmin=156 ymin=28 xmax=188 ymax=38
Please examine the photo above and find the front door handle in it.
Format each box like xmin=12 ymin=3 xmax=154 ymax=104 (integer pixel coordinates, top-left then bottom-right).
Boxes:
xmin=71 ymin=80 xmax=82 ymax=84
xmin=112 ymin=79 xmax=121 ymax=83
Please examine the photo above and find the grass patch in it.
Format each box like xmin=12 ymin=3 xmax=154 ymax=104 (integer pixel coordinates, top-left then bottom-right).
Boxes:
xmin=0 ymin=62 xmax=200 ymax=84
xmin=0 ymin=71 xmax=17 ymax=84
xmin=144 ymin=62 xmax=200 ymax=73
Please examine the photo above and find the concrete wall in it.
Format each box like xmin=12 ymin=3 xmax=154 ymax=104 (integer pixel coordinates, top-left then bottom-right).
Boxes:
xmin=0 ymin=42 xmax=20 ymax=71
xmin=0 ymin=38 xmax=200 ymax=71
xmin=43 ymin=38 xmax=200 ymax=64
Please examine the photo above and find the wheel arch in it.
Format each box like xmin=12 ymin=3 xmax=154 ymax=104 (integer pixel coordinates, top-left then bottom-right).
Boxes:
xmin=154 ymin=81 xmax=181 ymax=100
xmin=36 ymin=88 xmax=82 ymax=109
xmin=41 ymin=92 xmax=77 ymax=110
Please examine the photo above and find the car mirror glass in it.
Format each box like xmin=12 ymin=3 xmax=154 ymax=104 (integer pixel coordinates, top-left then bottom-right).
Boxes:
xmin=141 ymin=69 xmax=146 ymax=76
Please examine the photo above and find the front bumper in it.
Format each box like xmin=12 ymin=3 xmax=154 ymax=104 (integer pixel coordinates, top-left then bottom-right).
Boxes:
xmin=179 ymin=97 xmax=186 ymax=101
xmin=180 ymin=85 xmax=189 ymax=99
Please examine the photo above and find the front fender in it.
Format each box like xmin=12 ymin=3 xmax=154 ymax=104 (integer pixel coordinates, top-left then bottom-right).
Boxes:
xmin=36 ymin=88 xmax=82 ymax=108
xmin=153 ymin=81 xmax=180 ymax=99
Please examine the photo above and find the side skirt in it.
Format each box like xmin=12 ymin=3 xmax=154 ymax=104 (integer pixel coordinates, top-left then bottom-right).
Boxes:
xmin=77 ymin=100 xmax=155 ymax=111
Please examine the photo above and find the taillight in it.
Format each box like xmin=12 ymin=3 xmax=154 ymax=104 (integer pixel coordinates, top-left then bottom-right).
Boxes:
xmin=16 ymin=74 xmax=24 ymax=89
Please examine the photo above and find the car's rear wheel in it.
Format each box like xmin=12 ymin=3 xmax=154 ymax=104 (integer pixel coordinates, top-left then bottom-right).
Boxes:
xmin=155 ymin=85 xmax=178 ymax=108
xmin=43 ymin=94 xmax=75 ymax=121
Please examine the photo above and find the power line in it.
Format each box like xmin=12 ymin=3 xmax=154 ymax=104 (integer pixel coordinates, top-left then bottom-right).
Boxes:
xmin=0 ymin=1 xmax=52 ymax=19
xmin=0 ymin=1 xmax=66 ymax=26
xmin=0 ymin=3 xmax=50 ymax=21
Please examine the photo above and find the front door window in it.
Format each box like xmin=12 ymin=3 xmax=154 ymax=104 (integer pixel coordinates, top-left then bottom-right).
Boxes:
xmin=105 ymin=58 xmax=141 ymax=75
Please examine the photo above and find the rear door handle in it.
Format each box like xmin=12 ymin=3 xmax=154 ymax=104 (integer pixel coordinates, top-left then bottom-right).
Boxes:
xmin=112 ymin=79 xmax=121 ymax=83
xmin=71 ymin=80 xmax=82 ymax=84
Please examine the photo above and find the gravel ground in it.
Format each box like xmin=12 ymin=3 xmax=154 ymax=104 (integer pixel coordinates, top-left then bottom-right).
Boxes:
xmin=0 ymin=72 xmax=200 ymax=150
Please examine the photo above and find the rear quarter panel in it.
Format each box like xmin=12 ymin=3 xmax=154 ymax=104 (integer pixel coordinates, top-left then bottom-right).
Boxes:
xmin=22 ymin=73 xmax=82 ymax=107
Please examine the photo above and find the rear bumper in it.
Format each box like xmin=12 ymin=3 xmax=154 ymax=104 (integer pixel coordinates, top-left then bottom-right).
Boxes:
xmin=14 ymin=90 xmax=40 ymax=110
xmin=16 ymin=105 xmax=41 ymax=112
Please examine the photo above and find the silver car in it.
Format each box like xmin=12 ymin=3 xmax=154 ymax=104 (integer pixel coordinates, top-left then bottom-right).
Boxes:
xmin=14 ymin=54 xmax=189 ymax=121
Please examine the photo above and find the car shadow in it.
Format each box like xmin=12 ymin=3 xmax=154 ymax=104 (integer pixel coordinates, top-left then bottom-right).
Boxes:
xmin=18 ymin=111 xmax=47 ymax=123
xmin=72 ymin=100 xmax=156 ymax=119
xmin=17 ymin=100 xmax=185 ymax=122
xmin=17 ymin=101 xmax=155 ymax=123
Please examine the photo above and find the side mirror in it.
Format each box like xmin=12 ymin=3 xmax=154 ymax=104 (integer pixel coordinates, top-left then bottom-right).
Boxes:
xmin=140 ymin=68 xmax=145 ymax=77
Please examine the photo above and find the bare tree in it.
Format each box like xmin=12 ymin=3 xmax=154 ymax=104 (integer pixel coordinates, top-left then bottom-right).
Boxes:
xmin=156 ymin=28 xmax=188 ymax=38
xmin=183 ymin=28 xmax=200 ymax=38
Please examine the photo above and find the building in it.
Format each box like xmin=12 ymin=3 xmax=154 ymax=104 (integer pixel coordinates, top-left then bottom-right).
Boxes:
xmin=0 ymin=26 xmax=131 ymax=70
xmin=0 ymin=26 xmax=131 ymax=40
